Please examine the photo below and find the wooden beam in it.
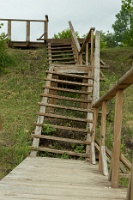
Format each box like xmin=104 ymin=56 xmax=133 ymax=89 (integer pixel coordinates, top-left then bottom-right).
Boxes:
xmin=93 ymin=66 xmax=133 ymax=108
xmin=126 ymin=158 xmax=133 ymax=200
xmin=93 ymin=31 xmax=100 ymax=104
xmin=111 ymin=90 xmax=123 ymax=188
xmin=26 ymin=21 xmax=30 ymax=42
xmin=8 ymin=20 xmax=11 ymax=40
xmin=68 ymin=21 xmax=81 ymax=52
xmin=0 ymin=18 xmax=46 ymax=22
xmin=99 ymin=101 xmax=108 ymax=176
xmin=44 ymin=15 xmax=49 ymax=40
xmin=90 ymin=108 xmax=98 ymax=164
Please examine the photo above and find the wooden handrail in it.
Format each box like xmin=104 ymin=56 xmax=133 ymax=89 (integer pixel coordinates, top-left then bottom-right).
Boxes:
xmin=0 ymin=18 xmax=47 ymax=22
xmin=91 ymin=66 xmax=133 ymax=188
xmin=92 ymin=66 xmax=133 ymax=108
xmin=79 ymin=27 xmax=95 ymax=54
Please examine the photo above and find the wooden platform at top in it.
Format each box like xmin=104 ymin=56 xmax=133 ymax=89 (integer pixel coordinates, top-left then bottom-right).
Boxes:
xmin=8 ymin=38 xmax=85 ymax=48
xmin=0 ymin=157 xmax=127 ymax=200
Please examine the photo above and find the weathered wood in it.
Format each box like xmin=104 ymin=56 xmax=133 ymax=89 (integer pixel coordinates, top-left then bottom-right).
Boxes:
xmin=40 ymin=93 xmax=92 ymax=103
xmin=30 ymin=66 xmax=54 ymax=157
xmin=45 ymin=70 xmax=93 ymax=80
xmin=93 ymin=66 xmax=133 ymax=108
xmin=32 ymin=147 xmax=88 ymax=157
xmin=111 ymin=90 xmax=123 ymax=188
xmin=93 ymin=31 xmax=100 ymax=103
xmin=0 ymin=18 xmax=47 ymax=22
xmin=0 ymin=157 xmax=127 ymax=199
xmin=68 ymin=21 xmax=81 ymax=52
xmin=33 ymin=123 xmax=88 ymax=133
xmin=31 ymin=134 xmax=90 ymax=145
xmin=8 ymin=20 xmax=11 ymax=40
xmin=90 ymin=108 xmax=98 ymax=164
xmin=26 ymin=21 xmax=30 ymax=42
xmin=0 ymin=115 xmax=2 ymax=132
xmin=126 ymin=159 xmax=133 ymax=200
xmin=79 ymin=28 xmax=95 ymax=54
xmin=44 ymin=77 xmax=93 ymax=87
xmin=38 ymin=103 xmax=93 ymax=113
xmin=99 ymin=101 xmax=108 ymax=176
xmin=38 ymin=113 xmax=93 ymax=123
xmin=44 ymin=15 xmax=49 ymax=40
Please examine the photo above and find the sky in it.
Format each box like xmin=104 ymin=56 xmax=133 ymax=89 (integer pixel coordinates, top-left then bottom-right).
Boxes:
xmin=0 ymin=0 xmax=122 ymax=41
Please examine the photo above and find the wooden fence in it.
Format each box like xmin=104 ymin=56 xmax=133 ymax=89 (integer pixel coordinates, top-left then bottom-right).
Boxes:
xmin=91 ymin=66 xmax=133 ymax=193
xmin=0 ymin=15 xmax=49 ymax=42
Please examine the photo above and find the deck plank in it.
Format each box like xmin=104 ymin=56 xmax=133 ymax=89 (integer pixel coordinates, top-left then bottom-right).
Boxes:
xmin=0 ymin=157 xmax=127 ymax=199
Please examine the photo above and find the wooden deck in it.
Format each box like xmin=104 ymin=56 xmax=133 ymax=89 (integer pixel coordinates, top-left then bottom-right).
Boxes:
xmin=0 ymin=157 xmax=127 ymax=200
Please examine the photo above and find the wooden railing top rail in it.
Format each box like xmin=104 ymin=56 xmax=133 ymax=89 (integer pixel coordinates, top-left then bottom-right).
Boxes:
xmin=68 ymin=21 xmax=81 ymax=52
xmin=79 ymin=27 xmax=95 ymax=54
xmin=92 ymin=66 xmax=133 ymax=108
xmin=0 ymin=17 xmax=49 ymax=22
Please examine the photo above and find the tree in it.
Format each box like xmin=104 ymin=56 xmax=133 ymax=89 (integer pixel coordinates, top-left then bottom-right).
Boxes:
xmin=53 ymin=28 xmax=79 ymax=39
xmin=112 ymin=0 xmax=133 ymax=46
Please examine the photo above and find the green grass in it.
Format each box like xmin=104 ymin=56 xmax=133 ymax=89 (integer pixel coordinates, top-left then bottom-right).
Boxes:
xmin=0 ymin=48 xmax=48 ymax=179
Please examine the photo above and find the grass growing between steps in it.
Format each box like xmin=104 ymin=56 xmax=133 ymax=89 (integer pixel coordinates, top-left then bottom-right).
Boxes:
xmin=0 ymin=48 xmax=48 ymax=179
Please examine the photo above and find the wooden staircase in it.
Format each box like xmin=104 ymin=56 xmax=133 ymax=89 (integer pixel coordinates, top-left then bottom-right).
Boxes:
xmin=47 ymin=41 xmax=77 ymax=65
xmin=31 ymin=64 xmax=94 ymax=158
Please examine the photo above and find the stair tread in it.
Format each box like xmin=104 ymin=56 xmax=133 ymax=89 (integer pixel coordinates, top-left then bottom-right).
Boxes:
xmin=43 ymin=86 xmax=92 ymax=95
xmin=32 ymin=146 xmax=88 ymax=157
xmin=48 ymin=57 xmax=75 ymax=61
xmin=47 ymin=46 xmax=72 ymax=50
xmin=32 ymin=134 xmax=90 ymax=144
xmin=34 ymin=123 xmax=88 ymax=132
xmin=47 ymin=53 xmax=75 ymax=57
xmin=45 ymin=71 xmax=93 ymax=79
xmin=41 ymin=93 xmax=92 ymax=103
xmin=44 ymin=78 xmax=93 ymax=87
xmin=38 ymin=113 xmax=92 ymax=122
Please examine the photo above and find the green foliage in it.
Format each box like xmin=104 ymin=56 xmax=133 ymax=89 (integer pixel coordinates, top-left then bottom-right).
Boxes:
xmin=54 ymin=28 xmax=79 ymax=39
xmin=0 ymin=24 xmax=15 ymax=74
xmin=112 ymin=0 xmax=133 ymax=46
xmin=100 ymin=31 xmax=118 ymax=48
xmin=72 ymin=144 xmax=85 ymax=153
xmin=42 ymin=124 xmax=56 ymax=135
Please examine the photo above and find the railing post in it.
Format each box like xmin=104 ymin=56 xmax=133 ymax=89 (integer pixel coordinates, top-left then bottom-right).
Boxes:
xmin=26 ymin=20 xmax=30 ymax=42
xmin=99 ymin=101 xmax=108 ymax=176
xmin=44 ymin=15 xmax=49 ymax=40
xmin=91 ymin=29 xmax=94 ymax=71
xmin=111 ymin=89 xmax=123 ymax=188
xmin=93 ymin=31 xmax=100 ymax=103
xmin=8 ymin=20 xmax=11 ymax=41
xmin=126 ymin=157 xmax=133 ymax=200
xmin=90 ymin=108 xmax=98 ymax=164
xmin=86 ymin=43 xmax=89 ymax=65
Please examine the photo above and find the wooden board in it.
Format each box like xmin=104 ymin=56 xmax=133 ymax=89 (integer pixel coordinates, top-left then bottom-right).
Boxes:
xmin=0 ymin=157 xmax=127 ymax=199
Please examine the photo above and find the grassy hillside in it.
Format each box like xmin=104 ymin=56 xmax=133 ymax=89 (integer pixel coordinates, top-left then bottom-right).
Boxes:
xmin=0 ymin=46 xmax=133 ymax=180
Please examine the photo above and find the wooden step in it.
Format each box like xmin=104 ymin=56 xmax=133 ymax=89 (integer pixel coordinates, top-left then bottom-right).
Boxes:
xmin=47 ymin=46 xmax=72 ymax=50
xmin=48 ymin=53 xmax=75 ymax=58
xmin=38 ymin=113 xmax=92 ymax=123
xmin=43 ymin=86 xmax=92 ymax=95
xmin=44 ymin=78 xmax=93 ymax=87
xmin=48 ymin=57 xmax=75 ymax=61
xmin=49 ymin=50 xmax=73 ymax=53
xmin=45 ymin=71 xmax=93 ymax=79
xmin=38 ymin=102 xmax=93 ymax=113
xmin=40 ymin=93 xmax=92 ymax=103
xmin=32 ymin=134 xmax=90 ymax=144
xmin=34 ymin=123 xmax=88 ymax=132
xmin=32 ymin=146 xmax=88 ymax=157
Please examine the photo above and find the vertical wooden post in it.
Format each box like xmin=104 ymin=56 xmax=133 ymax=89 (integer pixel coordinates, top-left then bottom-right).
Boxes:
xmin=126 ymin=156 xmax=133 ymax=200
xmin=8 ymin=20 xmax=11 ymax=41
xmin=44 ymin=15 xmax=49 ymax=40
xmin=86 ymin=43 xmax=89 ymax=65
xmin=93 ymin=31 xmax=100 ymax=103
xmin=26 ymin=20 xmax=30 ymax=42
xmin=91 ymin=29 xmax=94 ymax=73
xmin=90 ymin=108 xmax=98 ymax=164
xmin=99 ymin=101 xmax=108 ymax=176
xmin=111 ymin=90 xmax=123 ymax=188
